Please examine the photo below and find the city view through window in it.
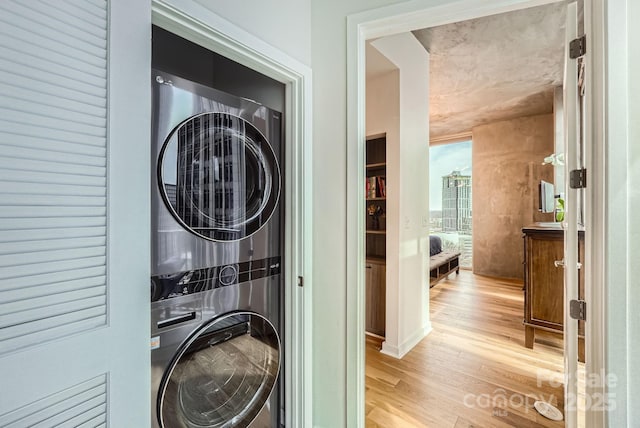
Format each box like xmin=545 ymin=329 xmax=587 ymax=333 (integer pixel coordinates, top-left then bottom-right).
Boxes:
xmin=429 ymin=140 xmax=473 ymax=268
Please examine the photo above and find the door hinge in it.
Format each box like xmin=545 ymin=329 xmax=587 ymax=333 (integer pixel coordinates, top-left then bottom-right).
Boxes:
xmin=570 ymin=35 xmax=586 ymax=59
xmin=570 ymin=299 xmax=587 ymax=321
xmin=569 ymin=168 xmax=587 ymax=189
xmin=298 ymin=276 xmax=304 ymax=287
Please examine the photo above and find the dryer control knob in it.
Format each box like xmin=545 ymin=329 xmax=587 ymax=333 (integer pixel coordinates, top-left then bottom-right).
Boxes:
xmin=218 ymin=265 xmax=238 ymax=287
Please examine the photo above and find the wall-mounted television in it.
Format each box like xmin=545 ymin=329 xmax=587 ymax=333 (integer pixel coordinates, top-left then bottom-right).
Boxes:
xmin=539 ymin=180 xmax=555 ymax=213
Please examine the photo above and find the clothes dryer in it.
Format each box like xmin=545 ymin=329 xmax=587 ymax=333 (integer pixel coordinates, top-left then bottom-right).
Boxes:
xmin=150 ymin=70 xmax=284 ymax=427
xmin=151 ymin=70 xmax=282 ymax=278
xmin=150 ymin=263 xmax=282 ymax=428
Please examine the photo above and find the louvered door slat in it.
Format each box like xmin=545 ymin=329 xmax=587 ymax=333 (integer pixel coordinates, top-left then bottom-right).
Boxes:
xmin=0 ymin=156 xmax=105 ymax=176
xmin=0 ymin=313 xmax=107 ymax=353
xmin=0 ymin=295 xmax=105 ymax=332
xmin=0 ymin=25 xmax=106 ymax=79
xmin=0 ymin=145 xmax=105 ymax=169
xmin=0 ymin=266 xmax=106 ymax=292
xmin=49 ymin=402 xmax=107 ymax=428
xmin=0 ymin=82 xmax=107 ymax=119
xmin=0 ymin=119 xmax=105 ymax=148
xmin=0 ymin=227 xmax=106 ymax=243
xmin=0 ymin=56 xmax=105 ymax=98
xmin=0 ymin=236 xmax=106 ymax=255
xmin=75 ymin=413 xmax=107 ymax=428
xmin=0 ymin=207 xmax=105 ymax=220
xmin=3 ymin=0 xmax=107 ymax=41
xmin=0 ymin=247 xmax=105 ymax=268
xmin=1 ymin=287 xmax=105 ymax=315
xmin=65 ymin=0 xmax=106 ymax=20
xmin=0 ymin=72 xmax=105 ymax=108
xmin=2 ymin=277 xmax=105 ymax=303
xmin=37 ymin=1 xmax=107 ymax=34
xmin=0 ymin=133 xmax=106 ymax=158
xmin=0 ymin=95 xmax=105 ymax=127
xmin=0 ymin=217 xmax=106 ymax=231
xmin=27 ymin=389 xmax=105 ymax=428
xmin=0 ymin=195 xmax=106 ymax=207
xmin=0 ymin=107 xmax=105 ymax=138
xmin=0 ymin=305 xmax=106 ymax=342
xmin=0 ymin=170 xmax=106 ymax=187
xmin=0 ymin=182 xmax=105 ymax=197
xmin=0 ymin=376 xmax=107 ymax=428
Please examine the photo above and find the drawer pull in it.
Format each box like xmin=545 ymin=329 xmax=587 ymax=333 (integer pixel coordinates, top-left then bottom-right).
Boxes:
xmin=157 ymin=311 xmax=196 ymax=329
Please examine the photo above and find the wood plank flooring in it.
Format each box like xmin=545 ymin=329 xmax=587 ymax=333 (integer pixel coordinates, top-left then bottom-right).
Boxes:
xmin=365 ymin=270 xmax=574 ymax=428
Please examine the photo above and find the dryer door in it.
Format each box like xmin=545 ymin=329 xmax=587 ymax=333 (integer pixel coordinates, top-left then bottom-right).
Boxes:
xmin=159 ymin=112 xmax=280 ymax=242
xmin=158 ymin=312 xmax=280 ymax=428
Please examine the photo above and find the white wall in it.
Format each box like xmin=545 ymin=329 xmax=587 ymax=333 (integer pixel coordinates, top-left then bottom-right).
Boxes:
xmin=310 ymin=2 xmax=406 ymax=426
xmin=193 ymin=0 xmax=311 ymax=66
xmin=626 ymin=0 xmax=640 ymax=421
xmin=606 ymin=0 xmax=640 ymax=425
xmin=370 ymin=34 xmax=431 ymax=359
xmin=366 ymin=68 xmax=401 ymax=345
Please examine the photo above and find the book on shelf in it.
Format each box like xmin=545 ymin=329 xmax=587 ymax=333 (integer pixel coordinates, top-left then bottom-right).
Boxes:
xmin=377 ymin=176 xmax=386 ymax=198
xmin=366 ymin=176 xmax=386 ymax=198
xmin=366 ymin=177 xmax=374 ymax=198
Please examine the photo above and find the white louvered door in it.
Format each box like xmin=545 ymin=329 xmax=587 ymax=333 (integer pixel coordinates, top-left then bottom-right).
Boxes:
xmin=0 ymin=1 xmax=150 ymax=426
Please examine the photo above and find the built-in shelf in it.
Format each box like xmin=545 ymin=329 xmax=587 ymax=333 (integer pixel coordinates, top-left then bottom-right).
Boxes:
xmin=365 ymin=134 xmax=386 ymax=337
xmin=366 ymin=162 xmax=386 ymax=169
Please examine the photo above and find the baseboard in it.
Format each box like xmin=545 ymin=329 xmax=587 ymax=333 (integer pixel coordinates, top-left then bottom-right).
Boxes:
xmin=380 ymin=324 xmax=432 ymax=359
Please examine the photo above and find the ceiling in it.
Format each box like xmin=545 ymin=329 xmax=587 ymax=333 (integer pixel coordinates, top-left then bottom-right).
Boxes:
xmin=367 ymin=2 xmax=568 ymax=140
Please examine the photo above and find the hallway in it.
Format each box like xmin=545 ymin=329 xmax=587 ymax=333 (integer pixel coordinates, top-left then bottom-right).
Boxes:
xmin=365 ymin=271 xmax=568 ymax=427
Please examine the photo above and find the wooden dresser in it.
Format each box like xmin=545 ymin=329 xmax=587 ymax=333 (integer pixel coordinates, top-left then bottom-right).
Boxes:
xmin=522 ymin=223 xmax=584 ymax=362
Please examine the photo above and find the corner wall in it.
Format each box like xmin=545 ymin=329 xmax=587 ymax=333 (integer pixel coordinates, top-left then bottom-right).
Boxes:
xmin=368 ymin=32 xmax=431 ymax=359
xmin=366 ymin=69 xmax=400 ymax=346
xmin=472 ymin=113 xmax=554 ymax=279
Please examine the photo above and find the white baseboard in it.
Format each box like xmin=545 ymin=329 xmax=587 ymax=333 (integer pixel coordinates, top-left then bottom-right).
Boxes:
xmin=380 ymin=323 xmax=432 ymax=359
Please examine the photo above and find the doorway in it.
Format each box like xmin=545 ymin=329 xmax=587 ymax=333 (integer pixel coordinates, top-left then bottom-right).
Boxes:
xmin=353 ymin=1 xmax=603 ymax=427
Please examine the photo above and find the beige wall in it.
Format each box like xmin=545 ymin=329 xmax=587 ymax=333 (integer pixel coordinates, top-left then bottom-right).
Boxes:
xmin=472 ymin=113 xmax=555 ymax=279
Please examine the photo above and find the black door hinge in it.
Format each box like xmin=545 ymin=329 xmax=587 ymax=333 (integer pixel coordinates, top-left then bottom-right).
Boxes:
xmin=570 ymin=168 xmax=587 ymax=189
xmin=570 ymin=35 xmax=587 ymax=59
xmin=570 ymin=299 xmax=587 ymax=321
xmin=298 ymin=276 xmax=304 ymax=287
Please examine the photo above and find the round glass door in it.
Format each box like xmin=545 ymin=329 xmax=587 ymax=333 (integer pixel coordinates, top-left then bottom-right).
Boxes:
xmin=159 ymin=112 xmax=280 ymax=241
xmin=158 ymin=312 xmax=280 ymax=428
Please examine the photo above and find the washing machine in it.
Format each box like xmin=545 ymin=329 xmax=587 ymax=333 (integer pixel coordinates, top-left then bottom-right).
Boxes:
xmin=150 ymin=70 xmax=284 ymax=428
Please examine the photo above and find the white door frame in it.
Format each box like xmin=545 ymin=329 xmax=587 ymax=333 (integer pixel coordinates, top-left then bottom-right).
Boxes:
xmin=151 ymin=2 xmax=314 ymax=427
xmin=346 ymin=0 xmax=606 ymax=426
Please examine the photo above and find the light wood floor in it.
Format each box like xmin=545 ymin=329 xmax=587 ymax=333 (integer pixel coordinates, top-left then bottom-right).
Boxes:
xmin=365 ymin=270 xmax=572 ymax=428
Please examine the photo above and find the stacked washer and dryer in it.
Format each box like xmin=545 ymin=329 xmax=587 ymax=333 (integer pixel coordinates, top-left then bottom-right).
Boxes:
xmin=150 ymin=67 xmax=285 ymax=428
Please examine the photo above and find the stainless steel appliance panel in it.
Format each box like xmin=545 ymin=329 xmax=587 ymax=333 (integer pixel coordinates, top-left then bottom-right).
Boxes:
xmin=151 ymin=70 xmax=282 ymax=277
xmin=151 ymin=276 xmax=282 ymax=428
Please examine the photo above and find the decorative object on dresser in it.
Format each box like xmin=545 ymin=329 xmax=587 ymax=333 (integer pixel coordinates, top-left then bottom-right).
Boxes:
xmin=522 ymin=223 xmax=585 ymax=362
xmin=365 ymin=134 xmax=386 ymax=336
xmin=428 ymin=235 xmax=461 ymax=287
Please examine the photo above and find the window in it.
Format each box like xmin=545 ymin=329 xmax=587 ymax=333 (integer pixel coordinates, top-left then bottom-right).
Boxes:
xmin=429 ymin=140 xmax=472 ymax=268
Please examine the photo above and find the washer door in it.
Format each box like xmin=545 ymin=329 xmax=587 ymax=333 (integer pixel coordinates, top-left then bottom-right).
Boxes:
xmin=159 ymin=112 xmax=280 ymax=241
xmin=158 ymin=312 xmax=280 ymax=428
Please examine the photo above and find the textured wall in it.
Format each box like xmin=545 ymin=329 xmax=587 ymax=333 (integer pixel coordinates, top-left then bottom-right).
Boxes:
xmin=472 ymin=114 xmax=555 ymax=279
